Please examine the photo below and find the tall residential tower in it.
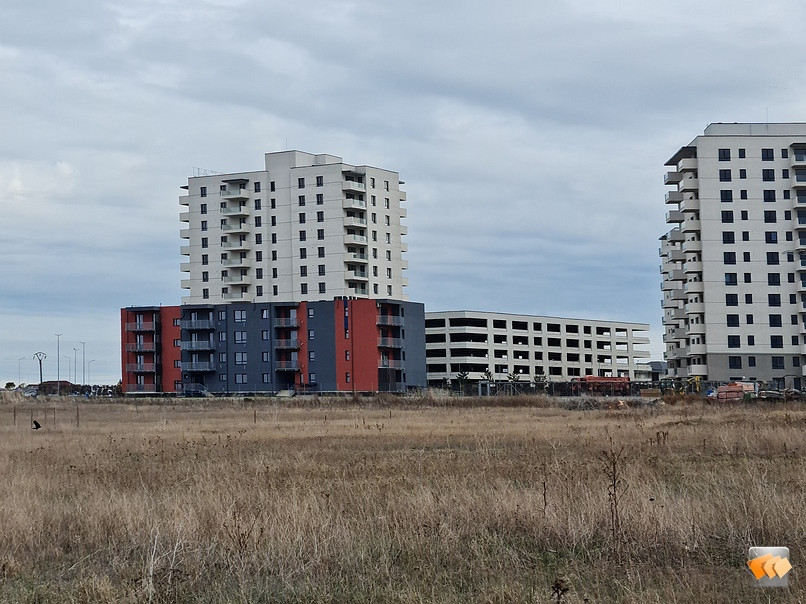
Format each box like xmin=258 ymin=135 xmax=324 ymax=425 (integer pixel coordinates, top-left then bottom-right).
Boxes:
xmin=661 ymin=123 xmax=806 ymax=388
xmin=180 ymin=151 xmax=409 ymax=304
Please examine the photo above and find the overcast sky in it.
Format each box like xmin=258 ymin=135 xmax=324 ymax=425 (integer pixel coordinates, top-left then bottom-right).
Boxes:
xmin=2 ymin=0 xmax=806 ymax=385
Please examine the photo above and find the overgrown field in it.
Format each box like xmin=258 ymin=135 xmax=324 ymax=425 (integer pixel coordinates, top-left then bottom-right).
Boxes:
xmin=0 ymin=396 xmax=803 ymax=602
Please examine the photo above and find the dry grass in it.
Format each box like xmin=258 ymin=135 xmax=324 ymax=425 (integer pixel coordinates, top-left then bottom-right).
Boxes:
xmin=0 ymin=395 xmax=803 ymax=602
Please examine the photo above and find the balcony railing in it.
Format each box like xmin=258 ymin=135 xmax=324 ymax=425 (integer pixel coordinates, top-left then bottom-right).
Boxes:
xmin=181 ymin=340 xmax=215 ymax=351
xmin=275 ymin=361 xmax=300 ymax=371
xmin=181 ymin=319 xmax=214 ymax=330
xmin=184 ymin=362 xmax=216 ymax=372
xmin=126 ymin=384 xmax=158 ymax=393
xmin=377 ymin=315 xmax=404 ymax=326
xmin=274 ymin=339 xmax=300 ymax=349
xmin=126 ymin=342 xmax=156 ymax=352
xmin=378 ymin=337 xmax=403 ymax=348
xmin=379 ymin=359 xmax=404 ymax=369
xmin=125 ymin=322 xmax=156 ymax=332
xmin=125 ymin=363 xmax=157 ymax=373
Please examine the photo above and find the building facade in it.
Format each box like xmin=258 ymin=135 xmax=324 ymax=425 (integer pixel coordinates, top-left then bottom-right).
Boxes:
xmin=661 ymin=123 xmax=806 ymax=387
xmin=120 ymin=306 xmax=182 ymax=394
xmin=424 ymin=310 xmax=650 ymax=387
xmin=121 ymin=299 xmax=426 ymax=395
xmin=180 ymin=151 xmax=409 ymax=305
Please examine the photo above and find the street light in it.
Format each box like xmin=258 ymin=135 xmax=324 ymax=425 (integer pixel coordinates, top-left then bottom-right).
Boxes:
xmin=18 ymin=356 xmax=25 ymax=386
xmin=80 ymin=341 xmax=86 ymax=385
xmin=55 ymin=334 xmax=62 ymax=395
xmin=73 ymin=348 xmax=78 ymax=387
xmin=88 ymin=359 xmax=96 ymax=385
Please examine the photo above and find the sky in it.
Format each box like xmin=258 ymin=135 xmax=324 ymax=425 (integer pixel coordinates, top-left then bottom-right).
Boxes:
xmin=2 ymin=0 xmax=806 ymax=385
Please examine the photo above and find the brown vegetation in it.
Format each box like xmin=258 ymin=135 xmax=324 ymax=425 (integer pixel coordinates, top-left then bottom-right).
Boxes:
xmin=0 ymin=395 xmax=802 ymax=602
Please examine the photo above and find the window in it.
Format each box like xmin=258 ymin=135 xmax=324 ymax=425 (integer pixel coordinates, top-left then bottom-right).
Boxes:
xmin=317 ymin=229 xmax=325 ymax=240
xmin=718 ymin=148 xmax=731 ymax=161
xmin=201 ymin=220 xmax=208 ymax=231
xmin=386 ymin=250 xmax=392 ymax=261
xmin=726 ymin=294 xmax=739 ymax=306
xmin=741 ymin=210 xmax=748 ymax=220
xmin=299 ymin=195 xmax=305 ymax=206
xmin=201 ymin=237 xmax=208 ymax=248
xmin=749 ymin=356 xmax=756 ymax=367
xmin=728 ymin=357 xmax=742 ymax=369
xmin=271 ymin=233 xmax=277 ymax=244
xmin=300 ymin=283 xmax=308 ymax=294
xmin=299 ymin=231 xmax=307 ymax=241
xmin=200 ymin=186 xmax=207 ymax=197
xmin=720 ymin=190 xmax=733 ymax=202
xmin=765 ymin=232 xmax=778 ymax=244
xmin=782 ymin=149 xmax=789 ymax=159
xmin=262 ymin=373 xmax=271 ymax=383
xmin=764 ymin=210 xmax=777 ymax=223
xmin=234 ymin=310 xmax=246 ymax=322
xmin=764 ymin=190 xmax=776 ymax=202
xmin=235 ymin=352 xmax=247 ymax=365
xmin=202 ymin=271 xmax=209 ymax=282
xmin=255 ymin=233 xmax=262 ymax=244
xmin=745 ymin=294 xmax=753 ymax=304
xmin=748 ymin=336 xmax=755 ymax=346
xmin=744 ymin=273 xmax=751 ymax=283
xmin=272 ymin=268 xmax=277 ymax=278
xmin=726 ymin=314 xmax=740 ymax=327
xmin=727 ymin=335 xmax=741 ymax=348
xmin=270 ymin=216 xmax=276 ymax=227
xmin=316 ymin=175 xmax=323 ymax=187
xmin=272 ymin=285 xmax=278 ymax=296
xmin=308 ymin=329 xmax=314 ymax=340
xmin=724 ymin=273 xmax=737 ymax=285
xmin=769 ymin=293 xmax=781 ymax=307
xmin=200 ymin=203 xmax=207 ymax=214
xmin=309 ymin=372 xmax=317 ymax=383
xmin=762 ymin=169 xmax=775 ymax=182
xmin=740 ymin=190 xmax=748 ymax=199
xmin=300 ymin=248 xmax=307 ymax=259
xmin=298 ymin=177 xmax=305 ymax=188
xmin=270 ymin=198 xmax=276 ymax=208
xmin=317 ymin=211 xmax=324 ymax=222
xmin=384 ymin=180 xmax=389 ymax=191
xmin=767 ymin=252 xmax=780 ymax=265
xmin=762 ymin=148 xmax=774 ymax=161
xmin=254 ymin=182 xmax=261 ymax=193
xmin=234 ymin=331 xmax=246 ymax=343
xmin=254 ymin=216 xmax=261 ymax=227
xmin=235 ymin=374 xmax=247 ymax=384
xmin=772 ymin=356 xmax=785 ymax=369
xmin=739 ymin=169 xmax=747 ymax=179
xmin=318 ymin=247 xmax=325 ymax=258
xmin=746 ymin=314 xmax=754 ymax=324
xmin=300 ymin=266 xmax=307 ymax=277
xmin=768 ymin=273 xmax=781 ymax=286
xmin=318 ymin=264 xmax=325 ymax=276
xmin=742 ymin=231 xmax=750 ymax=241
xmin=743 ymin=251 xmax=751 ymax=262
xmin=721 ymin=211 xmax=734 ymax=223
xmin=783 ymin=169 xmax=790 ymax=179
xmin=202 ymin=254 xmax=208 ymax=265
xmin=719 ymin=169 xmax=731 ymax=182
xmin=316 ymin=194 xmax=324 ymax=205
xmin=739 ymin=148 xmax=746 ymax=158
xmin=722 ymin=232 xmax=735 ymax=244
xmin=769 ymin=314 xmax=782 ymax=327
xmin=318 ymin=282 xmax=326 ymax=294
xmin=256 ymin=268 xmax=263 ymax=279
xmin=308 ymin=351 xmax=315 ymax=362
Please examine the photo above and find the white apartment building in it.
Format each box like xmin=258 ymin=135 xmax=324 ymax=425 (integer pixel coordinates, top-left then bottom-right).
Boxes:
xmin=180 ymin=151 xmax=409 ymax=304
xmin=424 ymin=310 xmax=650 ymax=386
xmin=661 ymin=123 xmax=806 ymax=388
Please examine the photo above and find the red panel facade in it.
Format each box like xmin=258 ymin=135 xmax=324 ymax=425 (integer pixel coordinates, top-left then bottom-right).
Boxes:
xmin=335 ymin=299 xmax=381 ymax=391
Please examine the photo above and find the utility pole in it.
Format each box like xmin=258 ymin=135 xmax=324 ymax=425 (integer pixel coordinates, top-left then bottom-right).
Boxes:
xmin=80 ymin=341 xmax=86 ymax=385
xmin=33 ymin=352 xmax=46 ymax=386
xmin=55 ymin=333 xmax=62 ymax=395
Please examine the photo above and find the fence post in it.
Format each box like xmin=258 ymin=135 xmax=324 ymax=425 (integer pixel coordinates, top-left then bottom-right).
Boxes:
xmin=253 ymin=408 xmax=257 ymax=424
xmin=76 ymin=405 xmax=80 ymax=429
xmin=30 ymin=409 xmax=34 ymax=429
xmin=53 ymin=408 xmax=56 ymax=429
xmin=13 ymin=406 xmax=16 ymax=429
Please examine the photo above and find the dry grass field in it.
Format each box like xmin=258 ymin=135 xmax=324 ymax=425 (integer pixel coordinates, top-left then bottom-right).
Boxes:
xmin=0 ymin=394 xmax=803 ymax=603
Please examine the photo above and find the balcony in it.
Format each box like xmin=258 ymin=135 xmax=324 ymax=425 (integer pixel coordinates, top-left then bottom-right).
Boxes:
xmin=680 ymin=198 xmax=700 ymax=213
xmin=664 ymin=171 xmax=683 ymax=185
xmin=687 ymin=363 xmax=708 ymax=376
xmin=180 ymin=245 xmax=191 ymax=256
xmin=399 ymin=208 xmax=407 ymax=218
xmin=181 ymin=340 xmax=214 ymax=351
xmin=223 ymin=275 xmax=252 ymax=286
xmin=185 ymin=362 xmax=216 ymax=372
xmin=684 ymin=260 xmax=703 ymax=274
xmin=126 ymin=384 xmax=157 ymax=393
xmin=686 ymin=302 xmax=705 ymax=315
xmin=662 ymin=297 xmax=681 ymax=309
xmin=221 ymin=205 xmax=250 ymax=216
xmin=670 ymin=289 xmax=687 ymax=301
xmin=342 ymin=180 xmax=366 ymax=193
xmin=379 ymin=359 xmax=404 ymax=369
xmin=180 ymin=262 xmax=192 ymax=272
xmin=377 ymin=315 xmax=404 ymax=326
xmin=222 ymin=257 xmax=249 ymax=267
xmin=665 ymin=191 xmax=684 ymax=204
xmin=343 ymin=216 xmax=368 ymax=228
xmin=180 ymin=228 xmax=191 ymax=239
xmin=273 ymin=318 xmax=299 ymax=328
xmin=678 ymin=158 xmax=698 ymax=172
xmin=666 ymin=229 xmax=684 ymax=243
xmin=125 ymin=322 xmax=156 ymax=332
xmin=684 ymin=281 xmax=704 ymax=293
xmin=668 ymin=249 xmax=685 ymax=263
xmin=681 ymin=217 xmax=701 ymax=232
xmin=222 ymin=222 xmax=250 ymax=234
xmin=665 ymin=210 xmax=684 ymax=223
xmin=274 ymin=339 xmax=300 ymax=349
xmin=221 ymin=187 xmax=249 ymax=200
xmin=181 ymin=319 xmax=214 ymax=330
xmin=349 ymin=252 xmax=368 ymax=263
xmin=661 ymin=281 xmax=679 ymax=292
xmin=179 ymin=211 xmax=190 ymax=222
xmin=347 ymin=269 xmax=368 ymax=281
xmin=679 ymin=177 xmax=699 ymax=192
xmin=344 ymin=234 xmax=368 ymax=245
xmin=126 ymin=342 xmax=156 ymax=352
xmin=688 ymin=343 xmax=707 ymax=356
xmin=668 ymin=269 xmax=686 ymax=282
xmin=126 ymin=363 xmax=156 ymax=373
xmin=688 ymin=322 xmax=706 ymax=334
xmin=342 ymin=198 xmax=367 ymax=210
xmin=180 ymin=279 xmax=192 ymax=289
xmin=275 ymin=361 xmax=300 ymax=371
xmin=682 ymin=240 xmax=702 ymax=253
xmin=222 ymin=240 xmax=250 ymax=251
xmin=223 ymin=292 xmax=252 ymax=302
xmin=378 ymin=337 xmax=403 ymax=348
